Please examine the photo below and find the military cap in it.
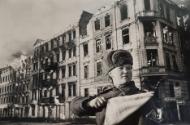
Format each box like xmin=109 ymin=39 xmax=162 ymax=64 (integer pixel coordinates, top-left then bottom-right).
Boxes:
xmin=106 ymin=49 xmax=133 ymax=73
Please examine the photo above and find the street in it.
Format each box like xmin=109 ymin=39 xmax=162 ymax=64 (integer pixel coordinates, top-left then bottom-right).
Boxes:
xmin=0 ymin=121 xmax=190 ymax=125
xmin=0 ymin=121 xmax=95 ymax=125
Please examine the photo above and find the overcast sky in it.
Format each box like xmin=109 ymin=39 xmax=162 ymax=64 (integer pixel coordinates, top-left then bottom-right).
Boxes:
xmin=0 ymin=0 xmax=117 ymax=68
xmin=0 ymin=0 xmax=187 ymax=68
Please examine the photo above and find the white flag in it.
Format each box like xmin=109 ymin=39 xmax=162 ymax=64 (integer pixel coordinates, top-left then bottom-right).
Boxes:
xmin=104 ymin=92 xmax=154 ymax=125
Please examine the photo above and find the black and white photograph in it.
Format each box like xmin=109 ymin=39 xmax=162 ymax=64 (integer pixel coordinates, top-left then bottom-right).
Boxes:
xmin=0 ymin=0 xmax=190 ymax=125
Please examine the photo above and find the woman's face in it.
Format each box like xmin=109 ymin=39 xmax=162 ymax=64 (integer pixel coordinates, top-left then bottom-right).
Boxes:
xmin=109 ymin=64 xmax=132 ymax=86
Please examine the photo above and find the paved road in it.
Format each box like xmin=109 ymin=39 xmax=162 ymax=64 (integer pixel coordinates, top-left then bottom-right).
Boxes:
xmin=0 ymin=121 xmax=189 ymax=125
xmin=0 ymin=121 xmax=95 ymax=125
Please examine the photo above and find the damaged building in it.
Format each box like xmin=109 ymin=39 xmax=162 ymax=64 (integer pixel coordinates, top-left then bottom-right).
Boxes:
xmin=0 ymin=0 xmax=189 ymax=123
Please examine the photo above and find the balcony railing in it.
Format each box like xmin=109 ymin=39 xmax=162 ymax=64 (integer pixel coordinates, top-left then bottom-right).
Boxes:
xmin=39 ymin=97 xmax=54 ymax=104
xmin=136 ymin=10 xmax=158 ymax=19
xmin=40 ymin=79 xmax=57 ymax=88
xmin=43 ymin=62 xmax=58 ymax=71
xmin=144 ymin=36 xmax=158 ymax=46
xmin=140 ymin=66 xmax=166 ymax=76
xmin=61 ymin=40 xmax=76 ymax=50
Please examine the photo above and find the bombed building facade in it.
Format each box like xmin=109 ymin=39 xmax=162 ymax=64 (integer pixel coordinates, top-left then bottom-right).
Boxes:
xmin=0 ymin=0 xmax=190 ymax=123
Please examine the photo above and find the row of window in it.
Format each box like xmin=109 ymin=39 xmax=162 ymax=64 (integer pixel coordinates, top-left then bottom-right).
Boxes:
xmin=145 ymin=0 xmax=172 ymax=22
xmin=159 ymin=2 xmax=172 ymax=22
xmin=146 ymin=49 xmax=178 ymax=71
xmin=32 ymin=82 xmax=76 ymax=101
xmin=14 ymin=84 xmax=29 ymax=92
xmin=0 ymin=96 xmax=13 ymax=104
xmin=93 ymin=29 xmax=129 ymax=54
xmin=94 ymin=14 xmax=111 ymax=31
xmin=41 ymin=83 xmax=76 ymax=98
xmin=34 ymin=30 xmax=76 ymax=56
xmin=0 ymin=75 xmax=14 ymax=83
xmin=61 ymin=63 xmax=77 ymax=78
xmin=36 ymin=50 xmax=179 ymax=83
xmin=94 ymin=3 xmax=129 ymax=31
xmin=33 ymin=47 xmax=76 ymax=71
xmin=62 ymin=61 xmax=102 ymax=80
xmin=0 ymin=85 xmax=13 ymax=94
xmin=143 ymin=21 xmax=176 ymax=46
xmin=33 ymin=63 xmax=77 ymax=85
xmin=0 ymin=96 xmax=29 ymax=104
xmin=165 ymin=52 xmax=178 ymax=71
xmin=95 ymin=34 xmax=112 ymax=53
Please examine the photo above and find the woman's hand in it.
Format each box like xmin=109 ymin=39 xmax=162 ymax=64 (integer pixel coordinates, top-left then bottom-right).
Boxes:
xmin=88 ymin=96 xmax=107 ymax=109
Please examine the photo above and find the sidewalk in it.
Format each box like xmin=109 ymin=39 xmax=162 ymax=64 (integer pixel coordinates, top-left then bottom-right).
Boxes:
xmin=162 ymin=122 xmax=190 ymax=125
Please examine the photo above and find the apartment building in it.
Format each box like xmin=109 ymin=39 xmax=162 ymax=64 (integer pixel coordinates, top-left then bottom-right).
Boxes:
xmin=0 ymin=66 xmax=16 ymax=118
xmin=79 ymin=0 xmax=190 ymax=122
xmin=31 ymin=23 xmax=80 ymax=120
xmin=13 ymin=56 xmax=32 ymax=118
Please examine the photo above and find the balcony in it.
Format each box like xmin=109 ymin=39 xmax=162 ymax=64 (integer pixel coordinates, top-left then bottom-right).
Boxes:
xmin=144 ymin=36 xmax=158 ymax=46
xmin=61 ymin=40 xmax=76 ymax=50
xmin=57 ymin=95 xmax=65 ymax=103
xmin=140 ymin=66 xmax=166 ymax=76
xmin=136 ymin=11 xmax=158 ymax=20
xmin=43 ymin=62 xmax=58 ymax=71
xmin=40 ymin=79 xmax=57 ymax=88
xmin=39 ymin=97 xmax=54 ymax=104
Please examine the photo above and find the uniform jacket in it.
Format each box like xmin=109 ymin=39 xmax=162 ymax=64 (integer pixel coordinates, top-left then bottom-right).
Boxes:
xmin=71 ymin=81 xmax=154 ymax=125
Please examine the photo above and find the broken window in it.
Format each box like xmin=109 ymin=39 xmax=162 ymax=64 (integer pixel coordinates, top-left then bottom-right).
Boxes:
xmin=51 ymin=40 xmax=54 ymax=49
xmin=120 ymin=4 xmax=128 ymax=21
xmin=95 ymin=19 xmax=100 ymax=31
xmin=144 ymin=21 xmax=156 ymax=38
xmin=168 ymin=32 xmax=174 ymax=45
xmin=97 ymin=61 xmax=102 ymax=76
xmin=62 ymin=35 xmax=66 ymax=44
xmin=68 ymin=82 xmax=76 ymax=97
xmin=166 ymin=7 xmax=171 ymax=21
xmin=162 ymin=26 xmax=174 ymax=45
xmin=68 ymin=65 xmax=72 ymax=77
xmin=73 ymin=84 xmax=76 ymax=96
xmin=96 ymin=39 xmax=102 ymax=53
xmin=83 ymin=43 xmax=88 ymax=57
xmin=62 ymin=66 xmax=66 ymax=78
xmin=165 ymin=53 xmax=171 ymax=70
xmin=45 ymin=43 xmax=48 ymax=52
xmin=73 ymin=47 xmax=76 ymax=57
xmin=61 ymin=84 xmax=65 ymax=100
xmin=159 ymin=3 xmax=164 ymax=17
xmin=73 ymin=64 xmax=76 ymax=76
xmin=144 ymin=0 xmax=151 ymax=11
xmin=163 ymin=26 xmax=168 ymax=42
xmin=69 ymin=49 xmax=72 ymax=58
xmin=68 ymin=84 xmax=72 ymax=97
xmin=68 ymin=32 xmax=72 ymax=41
xmin=105 ymin=14 xmax=110 ymax=27
xmin=44 ymin=90 xmax=47 ymax=97
xmin=53 ymin=40 xmax=57 ymax=48
xmin=84 ymin=65 xmax=89 ymax=79
xmin=172 ymin=55 xmax=178 ymax=71
xmin=169 ymin=83 xmax=175 ymax=97
xmin=56 ymin=53 xmax=59 ymax=62
xmin=146 ymin=49 xmax=158 ymax=66
xmin=73 ymin=30 xmax=76 ymax=39
xmin=62 ymin=50 xmax=66 ymax=61
xmin=84 ymin=88 xmax=89 ymax=97
xmin=105 ymin=34 xmax=112 ymax=49
xmin=68 ymin=64 xmax=76 ymax=77
xmin=122 ymin=28 xmax=129 ymax=44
